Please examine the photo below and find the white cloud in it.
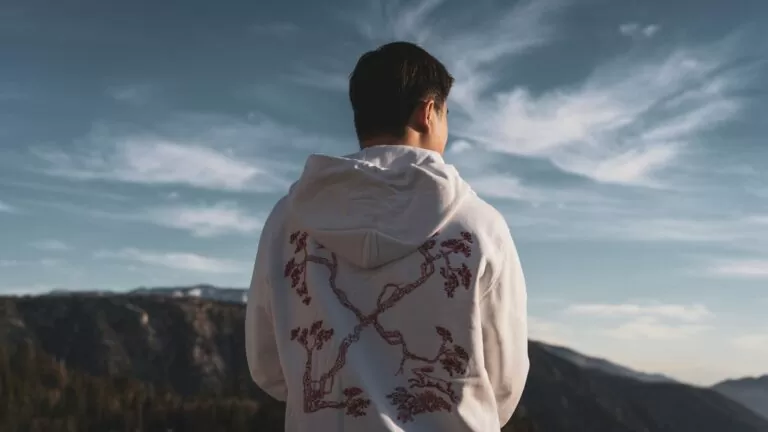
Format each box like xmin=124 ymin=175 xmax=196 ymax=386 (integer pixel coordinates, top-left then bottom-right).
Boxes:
xmin=339 ymin=0 xmax=749 ymax=187
xmin=548 ymin=215 xmax=768 ymax=251
xmin=707 ymin=259 xmax=768 ymax=279
xmin=605 ymin=217 xmax=753 ymax=243
xmin=36 ymin=138 xmax=281 ymax=191
xmin=466 ymin=174 xmax=617 ymax=209
xmin=106 ymin=84 xmax=153 ymax=105
xmin=96 ymin=248 xmax=244 ymax=274
xmin=467 ymin=175 xmax=542 ymax=202
xmin=30 ymin=239 xmax=71 ymax=251
xmin=0 ymin=258 xmax=62 ymax=267
xmin=143 ymin=202 xmax=263 ymax=237
xmin=0 ymin=200 xmax=15 ymax=213
xmin=732 ymin=333 xmax=768 ymax=352
xmin=619 ymin=22 xmax=660 ymax=39
xmin=564 ymin=302 xmax=713 ymax=340
xmin=528 ymin=316 xmax=573 ymax=345
xmin=451 ymin=45 xmax=745 ymax=186
xmin=33 ymin=114 xmax=339 ymax=192
xmin=1 ymin=179 xmax=130 ymax=201
xmin=344 ymin=0 xmax=445 ymax=45
xmin=566 ymin=302 xmax=713 ymax=322
xmin=290 ymin=68 xmax=349 ymax=92
xmin=604 ymin=316 xmax=709 ymax=340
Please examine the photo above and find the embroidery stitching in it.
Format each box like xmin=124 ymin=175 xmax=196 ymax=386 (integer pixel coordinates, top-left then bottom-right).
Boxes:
xmin=285 ymin=230 xmax=474 ymax=422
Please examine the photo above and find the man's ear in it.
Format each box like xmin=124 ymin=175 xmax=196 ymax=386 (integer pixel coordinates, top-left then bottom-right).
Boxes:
xmin=409 ymin=100 xmax=433 ymax=134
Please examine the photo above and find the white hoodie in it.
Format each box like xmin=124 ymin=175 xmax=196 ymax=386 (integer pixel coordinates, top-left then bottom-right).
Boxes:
xmin=246 ymin=145 xmax=528 ymax=432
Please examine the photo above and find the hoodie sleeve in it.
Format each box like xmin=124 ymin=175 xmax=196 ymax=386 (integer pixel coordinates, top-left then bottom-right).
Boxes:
xmin=480 ymin=232 xmax=529 ymax=426
xmin=245 ymin=212 xmax=288 ymax=402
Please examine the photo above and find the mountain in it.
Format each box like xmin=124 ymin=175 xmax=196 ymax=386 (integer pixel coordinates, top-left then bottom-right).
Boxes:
xmin=714 ymin=376 xmax=768 ymax=420
xmin=540 ymin=342 xmax=676 ymax=384
xmin=129 ymin=284 xmax=248 ymax=304
xmin=1 ymin=293 xmax=767 ymax=432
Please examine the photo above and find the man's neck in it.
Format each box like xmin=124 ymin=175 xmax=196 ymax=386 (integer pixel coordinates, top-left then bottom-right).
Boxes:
xmin=360 ymin=135 xmax=440 ymax=154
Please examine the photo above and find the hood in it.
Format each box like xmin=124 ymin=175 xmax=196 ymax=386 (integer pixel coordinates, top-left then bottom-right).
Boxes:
xmin=286 ymin=145 xmax=472 ymax=269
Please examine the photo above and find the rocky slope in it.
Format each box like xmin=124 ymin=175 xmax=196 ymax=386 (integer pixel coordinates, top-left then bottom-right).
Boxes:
xmin=1 ymin=293 xmax=766 ymax=432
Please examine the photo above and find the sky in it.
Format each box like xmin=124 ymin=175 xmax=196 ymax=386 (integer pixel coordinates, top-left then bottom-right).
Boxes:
xmin=1 ymin=0 xmax=767 ymax=386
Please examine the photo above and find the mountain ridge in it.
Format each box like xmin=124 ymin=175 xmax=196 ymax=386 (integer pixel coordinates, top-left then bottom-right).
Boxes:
xmin=2 ymin=292 xmax=767 ymax=431
xmin=713 ymin=375 xmax=768 ymax=420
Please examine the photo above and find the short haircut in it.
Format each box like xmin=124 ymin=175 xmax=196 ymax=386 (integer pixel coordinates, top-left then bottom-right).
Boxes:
xmin=348 ymin=41 xmax=454 ymax=142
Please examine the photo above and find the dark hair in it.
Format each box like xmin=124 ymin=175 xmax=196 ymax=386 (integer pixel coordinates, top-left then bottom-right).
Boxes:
xmin=349 ymin=41 xmax=454 ymax=142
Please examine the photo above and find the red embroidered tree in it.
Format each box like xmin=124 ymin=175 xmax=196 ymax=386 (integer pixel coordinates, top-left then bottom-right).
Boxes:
xmin=285 ymin=230 xmax=474 ymax=422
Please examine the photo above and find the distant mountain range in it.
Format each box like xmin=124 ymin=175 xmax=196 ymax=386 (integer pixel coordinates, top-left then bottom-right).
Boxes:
xmin=714 ymin=375 xmax=768 ymax=420
xmin=539 ymin=342 xmax=677 ymax=384
xmin=130 ymin=284 xmax=248 ymax=303
xmin=3 ymin=285 xmax=764 ymax=430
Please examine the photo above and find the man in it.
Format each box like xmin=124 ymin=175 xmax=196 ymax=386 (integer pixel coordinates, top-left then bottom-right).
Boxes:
xmin=246 ymin=41 xmax=529 ymax=431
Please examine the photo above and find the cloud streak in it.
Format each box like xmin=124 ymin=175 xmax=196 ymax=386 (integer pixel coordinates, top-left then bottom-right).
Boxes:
xmin=604 ymin=316 xmax=709 ymax=341
xmin=36 ymin=138 xmax=281 ymax=192
xmin=451 ymin=44 xmax=747 ymax=186
xmin=619 ymin=22 xmax=660 ymax=39
xmin=95 ymin=248 xmax=244 ymax=274
xmin=106 ymin=84 xmax=153 ymax=105
xmin=565 ymin=301 xmax=713 ymax=340
xmin=566 ymin=302 xmax=713 ymax=322
xmin=707 ymin=259 xmax=768 ymax=279
xmin=30 ymin=240 xmax=71 ymax=251
xmin=143 ymin=202 xmax=263 ymax=237
xmin=338 ymin=0 xmax=754 ymax=187
xmin=30 ymin=114 xmax=330 ymax=192
xmin=0 ymin=200 xmax=15 ymax=213
xmin=732 ymin=333 xmax=768 ymax=352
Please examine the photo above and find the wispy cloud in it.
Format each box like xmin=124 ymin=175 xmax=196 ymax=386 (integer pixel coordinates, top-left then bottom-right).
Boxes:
xmin=732 ymin=333 xmax=768 ymax=352
xmin=143 ymin=202 xmax=263 ymax=237
xmin=95 ymin=248 xmax=244 ymax=274
xmin=33 ymin=114 xmax=335 ymax=192
xmin=604 ymin=316 xmax=709 ymax=341
xmin=0 ymin=179 xmax=130 ymax=201
xmin=30 ymin=239 xmax=71 ymax=251
xmin=566 ymin=302 xmax=713 ymax=322
xmin=604 ymin=217 xmax=762 ymax=243
xmin=528 ymin=316 xmax=574 ymax=345
xmin=17 ymin=198 xmax=264 ymax=239
xmin=0 ymin=200 xmax=16 ymax=213
xmin=565 ymin=301 xmax=713 ymax=340
xmin=338 ymin=0 xmax=753 ymax=187
xmin=106 ymin=84 xmax=153 ymax=105
xmin=619 ymin=22 xmax=661 ymax=39
xmin=465 ymin=173 xmax=618 ymax=208
xmin=0 ymin=258 xmax=61 ymax=267
xmin=707 ymin=259 xmax=768 ymax=279
xmin=36 ymin=138 xmax=279 ymax=191
xmin=290 ymin=68 xmax=348 ymax=92
xmin=452 ymin=43 xmax=747 ymax=186
xmin=343 ymin=0 xmax=445 ymax=45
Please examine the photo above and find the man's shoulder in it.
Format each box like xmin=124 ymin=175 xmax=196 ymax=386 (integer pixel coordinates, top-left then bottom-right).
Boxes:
xmin=258 ymin=195 xmax=291 ymax=244
xmin=444 ymin=190 xmax=515 ymax=259
xmin=455 ymin=191 xmax=512 ymax=236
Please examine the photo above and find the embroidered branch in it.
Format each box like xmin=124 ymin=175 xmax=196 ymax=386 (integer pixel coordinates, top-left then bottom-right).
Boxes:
xmin=284 ymin=230 xmax=474 ymax=422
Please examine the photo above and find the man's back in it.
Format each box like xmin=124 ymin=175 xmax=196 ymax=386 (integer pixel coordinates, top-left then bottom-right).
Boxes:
xmin=246 ymin=145 xmax=529 ymax=431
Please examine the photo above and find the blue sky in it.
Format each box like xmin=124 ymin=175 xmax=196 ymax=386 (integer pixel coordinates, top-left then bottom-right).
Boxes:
xmin=1 ymin=0 xmax=767 ymax=385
